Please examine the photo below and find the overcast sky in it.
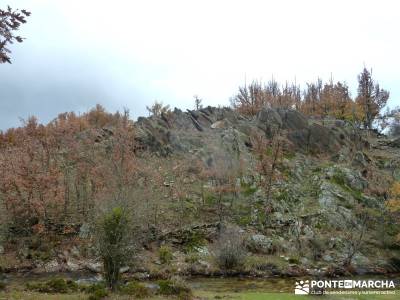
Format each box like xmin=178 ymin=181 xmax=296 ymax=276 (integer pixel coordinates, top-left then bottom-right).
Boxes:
xmin=0 ymin=0 xmax=399 ymax=129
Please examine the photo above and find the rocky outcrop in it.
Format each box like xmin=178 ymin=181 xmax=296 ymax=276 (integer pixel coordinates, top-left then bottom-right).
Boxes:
xmin=245 ymin=234 xmax=273 ymax=254
xmin=134 ymin=106 xmax=361 ymax=157
xmin=277 ymin=109 xmax=308 ymax=130
xmin=390 ymin=137 xmax=400 ymax=148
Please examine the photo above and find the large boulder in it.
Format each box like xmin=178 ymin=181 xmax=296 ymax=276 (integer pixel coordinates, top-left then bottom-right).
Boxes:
xmin=318 ymin=181 xmax=355 ymax=228
xmin=43 ymin=259 xmax=62 ymax=273
xmin=66 ymin=258 xmax=81 ymax=272
xmin=246 ymin=234 xmax=273 ymax=254
xmin=256 ymin=108 xmax=283 ymax=136
xmin=288 ymin=124 xmax=342 ymax=154
xmin=277 ymin=109 xmax=308 ymax=130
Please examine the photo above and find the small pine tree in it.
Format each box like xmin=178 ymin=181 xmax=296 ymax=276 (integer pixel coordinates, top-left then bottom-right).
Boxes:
xmin=96 ymin=206 xmax=133 ymax=290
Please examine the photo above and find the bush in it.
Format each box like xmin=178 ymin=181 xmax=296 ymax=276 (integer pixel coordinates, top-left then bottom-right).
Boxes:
xmin=80 ymin=282 xmax=106 ymax=294
xmin=185 ymin=252 xmax=200 ymax=264
xmin=119 ymin=281 xmax=150 ymax=298
xmin=331 ymin=169 xmax=347 ymax=187
xmin=288 ymin=257 xmax=300 ymax=264
xmin=245 ymin=256 xmax=276 ymax=272
xmin=81 ymin=283 xmax=108 ymax=300
xmin=157 ymin=277 xmax=192 ymax=300
xmin=212 ymin=226 xmax=247 ymax=271
xmin=96 ymin=206 xmax=133 ymax=290
xmin=159 ymin=245 xmax=173 ymax=264
xmin=182 ymin=231 xmax=206 ymax=253
xmin=26 ymin=278 xmax=78 ymax=293
xmin=0 ymin=281 xmax=6 ymax=291
xmin=88 ymin=288 xmax=108 ymax=300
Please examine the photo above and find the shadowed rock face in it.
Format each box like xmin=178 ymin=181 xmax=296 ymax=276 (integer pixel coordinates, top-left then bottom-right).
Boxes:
xmin=134 ymin=106 xmax=361 ymax=158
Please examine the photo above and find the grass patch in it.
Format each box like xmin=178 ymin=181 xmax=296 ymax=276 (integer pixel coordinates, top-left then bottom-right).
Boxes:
xmin=240 ymin=181 xmax=258 ymax=196
xmin=88 ymin=288 xmax=108 ymax=300
xmin=119 ymin=281 xmax=150 ymax=298
xmin=26 ymin=278 xmax=78 ymax=294
xmin=181 ymin=231 xmax=206 ymax=253
xmin=157 ymin=278 xmax=192 ymax=299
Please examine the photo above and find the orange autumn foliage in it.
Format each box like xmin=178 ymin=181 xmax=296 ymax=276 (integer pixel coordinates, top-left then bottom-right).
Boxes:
xmin=0 ymin=105 xmax=138 ymax=233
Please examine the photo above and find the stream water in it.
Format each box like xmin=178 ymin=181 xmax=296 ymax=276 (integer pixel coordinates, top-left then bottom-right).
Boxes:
xmin=2 ymin=272 xmax=400 ymax=294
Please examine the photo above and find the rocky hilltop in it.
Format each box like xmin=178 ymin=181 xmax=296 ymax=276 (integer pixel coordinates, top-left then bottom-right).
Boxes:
xmin=1 ymin=106 xmax=400 ymax=279
xmin=135 ymin=106 xmax=361 ymax=156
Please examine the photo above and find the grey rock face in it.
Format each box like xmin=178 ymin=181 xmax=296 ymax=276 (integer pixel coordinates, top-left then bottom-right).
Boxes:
xmin=79 ymin=223 xmax=91 ymax=239
xmin=134 ymin=106 xmax=362 ymax=158
xmin=318 ymin=181 xmax=340 ymax=208
xmin=327 ymin=166 xmax=367 ymax=191
xmin=390 ymin=137 xmax=400 ymax=148
xmin=246 ymin=234 xmax=273 ymax=254
xmin=43 ymin=259 xmax=61 ymax=272
xmin=256 ymin=108 xmax=283 ymax=135
xmin=66 ymin=258 xmax=81 ymax=272
xmin=287 ymin=124 xmax=343 ymax=154
xmin=277 ymin=109 xmax=308 ymax=130
xmin=84 ymin=260 xmax=102 ymax=273
xmin=318 ymin=181 xmax=355 ymax=228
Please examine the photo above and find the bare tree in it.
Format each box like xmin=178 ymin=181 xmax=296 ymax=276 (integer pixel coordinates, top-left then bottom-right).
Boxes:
xmin=252 ymin=126 xmax=284 ymax=216
xmin=212 ymin=225 xmax=247 ymax=271
xmin=342 ymin=208 xmax=369 ymax=267
xmin=194 ymin=95 xmax=203 ymax=110
xmin=146 ymin=101 xmax=171 ymax=117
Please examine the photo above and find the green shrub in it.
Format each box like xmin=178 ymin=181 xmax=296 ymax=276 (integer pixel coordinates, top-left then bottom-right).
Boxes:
xmin=205 ymin=193 xmax=216 ymax=205
xmin=157 ymin=279 xmax=175 ymax=295
xmin=182 ymin=231 xmax=206 ymax=253
xmin=0 ymin=281 xmax=6 ymax=291
xmin=119 ymin=281 xmax=150 ymax=298
xmin=185 ymin=252 xmax=200 ymax=264
xmin=80 ymin=282 xmax=106 ymax=294
xmin=331 ymin=169 xmax=346 ymax=186
xmin=240 ymin=181 xmax=257 ymax=196
xmin=288 ymin=257 xmax=300 ymax=264
xmin=236 ymin=215 xmax=252 ymax=226
xmin=26 ymin=278 xmax=78 ymax=293
xmin=96 ymin=206 xmax=133 ymax=290
xmin=157 ymin=277 xmax=192 ymax=300
xmin=82 ymin=283 xmax=108 ymax=300
xmin=159 ymin=245 xmax=173 ymax=264
xmin=88 ymin=288 xmax=108 ymax=300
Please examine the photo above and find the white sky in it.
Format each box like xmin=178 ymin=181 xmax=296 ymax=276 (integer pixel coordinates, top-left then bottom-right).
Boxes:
xmin=0 ymin=0 xmax=399 ymax=128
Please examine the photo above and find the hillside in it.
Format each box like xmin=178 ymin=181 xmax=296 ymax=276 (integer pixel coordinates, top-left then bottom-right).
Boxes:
xmin=0 ymin=105 xmax=400 ymax=281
